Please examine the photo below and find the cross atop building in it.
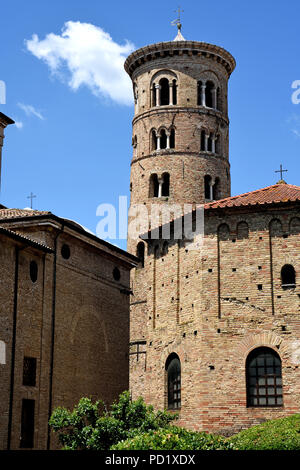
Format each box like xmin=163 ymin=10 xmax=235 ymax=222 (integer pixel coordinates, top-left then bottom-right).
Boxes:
xmin=27 ymin=192 xmax=36 ymax=209
xmin=275 ymin=164 xmax=288 ymax=183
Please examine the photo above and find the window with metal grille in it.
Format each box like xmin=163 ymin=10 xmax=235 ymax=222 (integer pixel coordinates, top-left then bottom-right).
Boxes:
xmin=246 ymin=347 xmax=283 ymax=407
xmin=166 ymin=354 xmax=181 ymax=410
xmin=20 ymin=399 xmax=35 ymax=448
xmin=23 ymin=357 xmax=37 ymax=387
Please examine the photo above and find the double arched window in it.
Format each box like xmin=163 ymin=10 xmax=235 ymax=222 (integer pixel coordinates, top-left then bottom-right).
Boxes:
xmin=197 ymin=80 xmax=220 ymax=109
xmin=149 ymin=173 xmax=170 ymax=198
xmin=200 ymin=130 xmax=219 ymax=153
xmin=152 ymin=76 xmax=177 ymax=107
xmin=246 ymin=347 xmax=283 ymax=407
xmin=166 ymin=354 xmax=181 ymax=410
xmin=204 ymin=175 xmax=220 ymax=201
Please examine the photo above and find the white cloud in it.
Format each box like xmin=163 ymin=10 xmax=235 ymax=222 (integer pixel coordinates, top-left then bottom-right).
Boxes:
xmin=14 ymin=121 xmax=24 ymax=129
xmin=18 ymin=102 xmax=45 ymax=120
xmin=25 ymin=21 xmax=135 ymax=106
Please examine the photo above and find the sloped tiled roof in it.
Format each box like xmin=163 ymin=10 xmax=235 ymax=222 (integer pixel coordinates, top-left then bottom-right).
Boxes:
xmin=204 ymin=182 xmax=300 ymax=210
xmin=0 ymin=208 xmax=51 ymax=219
xmin=0 ymin=225 xmax=52 ymax=252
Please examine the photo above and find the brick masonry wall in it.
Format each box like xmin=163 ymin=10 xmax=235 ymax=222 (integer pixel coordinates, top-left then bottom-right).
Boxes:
xmin=130 ymin=205 xmax=300 ymax=434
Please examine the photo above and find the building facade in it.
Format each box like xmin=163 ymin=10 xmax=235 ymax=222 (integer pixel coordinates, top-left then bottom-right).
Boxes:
xmin=126 ymin=32 xmax=300 ymax=434
xmin=0 ymin=112 xmax=138 ymax=450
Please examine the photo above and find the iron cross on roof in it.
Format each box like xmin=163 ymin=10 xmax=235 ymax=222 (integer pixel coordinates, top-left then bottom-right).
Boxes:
xmin=171 ymin=6 xmax=184 ymax=30
xmin=27 ymin=192 xmax=36 ymax=209
xmin=275 ymin=164 xmax=288 ymax=181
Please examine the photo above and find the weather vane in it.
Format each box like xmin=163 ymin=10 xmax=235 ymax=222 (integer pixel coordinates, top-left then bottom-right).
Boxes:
xmin=171 ymin=6 xmax=184 ymax=32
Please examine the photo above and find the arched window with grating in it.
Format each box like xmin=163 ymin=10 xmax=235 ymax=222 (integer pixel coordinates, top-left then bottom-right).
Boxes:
xmin=281 ymin=264 xmax=296 ymax=288
xmin=159 ymin=78 xmax=169 ymax=106
xmin=162 ymin=173 xmax=170 ymax=197
xmin=166 ymin=354 xmax=181 ymax=410
xmin=136 ymin=242 xmax=145 ymax=268
xmin=149 ymin=174 xmax=159 ymax=198
xmin=246 ymin=347 xmax=283 ymax=407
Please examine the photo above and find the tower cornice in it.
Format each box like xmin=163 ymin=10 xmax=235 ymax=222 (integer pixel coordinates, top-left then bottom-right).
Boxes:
xmin=124 ymin=40 xmax=236 ymax=78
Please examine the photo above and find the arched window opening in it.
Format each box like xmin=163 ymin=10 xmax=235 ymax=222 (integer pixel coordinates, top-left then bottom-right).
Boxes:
xmin=218 ymin=223 xmax=230 ymax=241
xmin=205 ymin=81 xmax=214 ymax=108
xmin=289 ymin=217 xmax=300 ymax=235
xmin=152 ymin=83 xmax=156 ymax=107
xmin=215 ymin=135 xmax=220 ymax=154
xmin=246 ymin=347 xmax=283 ymax=407
xmin=160 ymin=129 xmax=167 ymax=149
xmin=204 ymin=175 xmax=212 ymax=200
xmin=160 ymin=78 xmax=169 ymax=106
xmin=201 ymin=130 xmax=206 ymax=151
xmin=237 ymin=221 xmax=249 ymax=240
xmin=136 ymin=242 xmax=145 ymax=268
xmin=172 ymin=79 xmax=177 ymax=105
xmin=154 ymin=244 xmax=160 ymax=259
xmin=166 ymin=354 xmax=181 ymax=410
xmin=162 ymin=173 xmax=170 ymax=197
xmin=151 ymin=130 xmax=157 ymax=151
xmin=150 ymin=174 xmax=159 ymax=198
xmin=197 ymin=81 xmax=202 ymax=106
xmin=162 ymin=241 xmax=169 ymax=256
xmin=30 ymin=261 xmax=38 ymax=283
xmin=270 ymin=218 xmax=283 ymax=237
xmin=213 ymin=177 xmax=220 ymax=200
xmin=281 ymin=264 xmax=296 ymax=288
xmin=170 ymin=128 xmax=175 ymax=149
xmin=207 ymin=133 xmax=213 ymax=152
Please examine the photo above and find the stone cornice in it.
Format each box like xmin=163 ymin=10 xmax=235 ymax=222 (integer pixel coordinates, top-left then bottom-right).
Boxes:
xmin=131 ymin=150 xmax=230 ymax=166
xmin=132 ymin=106 xmax=229 ymax=127
xmin=124 ymin=40 xmax=236 ymax=79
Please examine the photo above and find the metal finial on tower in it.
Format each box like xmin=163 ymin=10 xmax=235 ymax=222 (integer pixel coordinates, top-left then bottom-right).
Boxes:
xmin=171 ymin=6 xmax=185 ymax=41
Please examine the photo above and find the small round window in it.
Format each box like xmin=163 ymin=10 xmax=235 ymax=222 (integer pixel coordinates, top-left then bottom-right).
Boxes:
xmin=30 ymin=261 xmax=38 ymax=283
xmin=113 ymin=267 xmax=121 ymax=281
xmin=61 ymin=244 xmax=71 ymax=260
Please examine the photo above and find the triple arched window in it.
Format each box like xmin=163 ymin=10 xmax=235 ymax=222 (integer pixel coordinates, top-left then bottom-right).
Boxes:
xmin=152 ymin=77 xmax=177 ymax=107
xmin=166 ymin=354 xmax=181 ymax=410
xmin=246 ymin=347 xmax=283 ymax=407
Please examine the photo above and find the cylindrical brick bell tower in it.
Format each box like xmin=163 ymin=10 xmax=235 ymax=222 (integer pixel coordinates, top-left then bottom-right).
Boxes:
xmin=125 ymin=29 xmax=235 ymax=253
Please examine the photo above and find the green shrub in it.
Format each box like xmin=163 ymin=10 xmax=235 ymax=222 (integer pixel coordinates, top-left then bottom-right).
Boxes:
xmin=112 ymin=426 xmax=235 ymax=450
xmin=49 ymin=391 xmax=176 ymax=450
xmin=229 ymin=414 xmax=300 ymax=450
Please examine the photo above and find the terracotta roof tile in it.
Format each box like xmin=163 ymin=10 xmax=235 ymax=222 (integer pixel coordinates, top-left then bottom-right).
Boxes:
xmin=0 ymin=208 xmax=51 ymax=220
xmin=204 ymin=183 xmax=300 ymax=209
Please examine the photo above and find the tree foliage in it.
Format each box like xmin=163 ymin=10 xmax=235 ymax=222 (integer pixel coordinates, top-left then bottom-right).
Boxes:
xmin=49 ymin=391 xmax=177 ymax=450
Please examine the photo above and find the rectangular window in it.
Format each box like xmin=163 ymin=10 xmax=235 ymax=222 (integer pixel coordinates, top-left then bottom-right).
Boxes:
xmin=20 ymin=399 xmax=35 ymax=448
xmin=23 ymin=357 xmax=36 ymax=386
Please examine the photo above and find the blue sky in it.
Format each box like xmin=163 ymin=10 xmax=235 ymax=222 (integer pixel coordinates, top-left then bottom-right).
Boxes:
xmin=0 ymin=0 xmax=300 ymax=250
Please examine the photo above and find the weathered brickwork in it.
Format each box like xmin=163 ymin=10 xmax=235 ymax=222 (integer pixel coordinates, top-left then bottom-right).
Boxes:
xmin=0 ymin=212 xmax=137 ymax=449
xmin=126 ymin=38 xmax=300 ymax=434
